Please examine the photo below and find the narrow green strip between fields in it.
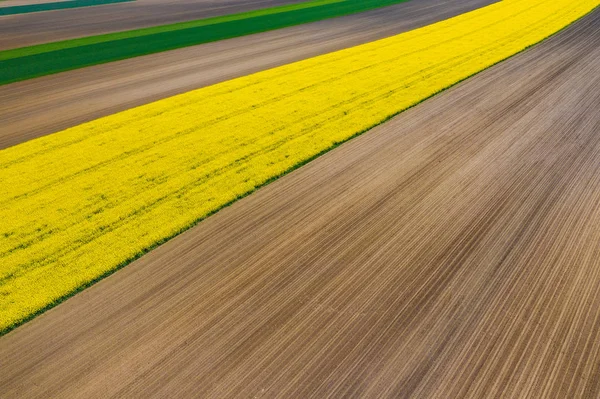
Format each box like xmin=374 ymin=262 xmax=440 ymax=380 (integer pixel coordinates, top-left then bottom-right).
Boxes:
xmin=0 ymin=0 xmax=133 ymax=16
xmin=0 ymin=0 xmax=407 ymax=85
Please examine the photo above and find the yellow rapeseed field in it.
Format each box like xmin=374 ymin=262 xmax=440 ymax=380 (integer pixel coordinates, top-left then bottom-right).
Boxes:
xmin=1 ymin=0 xmax=598 ymax=331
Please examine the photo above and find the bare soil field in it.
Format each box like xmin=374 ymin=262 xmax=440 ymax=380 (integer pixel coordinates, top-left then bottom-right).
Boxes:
xmin=1 ymin=6 xmax=599 ymax=398
xmin=0 ymin=0 xmax=71 ymax=7
xmin=0 ymin=0 xmax=495 ymax=149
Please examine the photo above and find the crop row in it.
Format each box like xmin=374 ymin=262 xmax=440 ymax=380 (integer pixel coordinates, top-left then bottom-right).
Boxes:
xmin=0 ymin=0 xmax=598 ymax=332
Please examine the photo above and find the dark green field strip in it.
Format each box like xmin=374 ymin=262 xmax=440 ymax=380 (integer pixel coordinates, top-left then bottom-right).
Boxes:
xmin=0 ymin=0 xmax=408 ymax=85
xmin=0 ymin=0 xmax=133 ymax=16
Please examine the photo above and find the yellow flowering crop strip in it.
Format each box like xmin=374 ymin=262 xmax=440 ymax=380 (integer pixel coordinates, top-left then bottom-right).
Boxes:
xmin=1 ymin=0 xmax=598 ymax=332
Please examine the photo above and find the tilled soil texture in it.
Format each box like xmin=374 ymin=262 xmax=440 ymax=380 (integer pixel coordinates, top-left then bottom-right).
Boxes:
xmin=1 ymin=5 xmax=599 ymax=399
xmin=0 ymin=0 xmax=496 ymax=150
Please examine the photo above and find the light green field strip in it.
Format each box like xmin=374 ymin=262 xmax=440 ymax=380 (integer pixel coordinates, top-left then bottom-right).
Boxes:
xmin=0 ymin=0 xmax=598 ymax=333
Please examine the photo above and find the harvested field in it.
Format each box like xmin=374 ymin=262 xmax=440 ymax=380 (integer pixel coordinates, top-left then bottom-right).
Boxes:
xmin=1 ymin=5 xmax=600 ymax=397
xmin=0 ymin=0 xmax=496 ymax=149
xmin=0 ymin=0 xmax=596 ymax=333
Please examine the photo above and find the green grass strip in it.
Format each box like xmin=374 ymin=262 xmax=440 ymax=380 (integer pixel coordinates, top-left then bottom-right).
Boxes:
xmin=0 ymin=0 xmax=407 ymax=85
xmin=0 ymin=0 xmax=134 ymax=16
